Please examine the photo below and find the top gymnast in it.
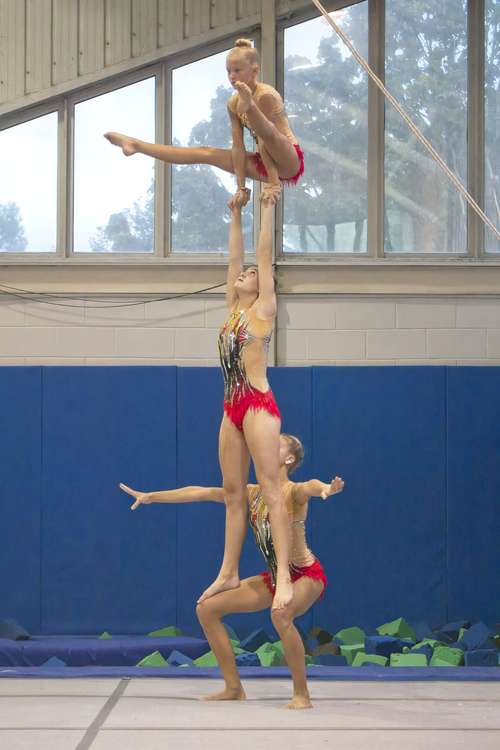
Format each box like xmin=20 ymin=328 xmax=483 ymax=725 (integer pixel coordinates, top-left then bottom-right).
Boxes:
xmin=104 ymin=38 xmax=304 ymax=205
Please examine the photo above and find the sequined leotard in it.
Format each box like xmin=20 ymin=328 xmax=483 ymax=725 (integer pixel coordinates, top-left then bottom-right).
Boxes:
xmin=247 ymin=482 xmax=328 ymax=596
xmin=227 ymin=82 xmax=305 ymax=185
xmin=218 ymin=304 xmax=281 ymax=430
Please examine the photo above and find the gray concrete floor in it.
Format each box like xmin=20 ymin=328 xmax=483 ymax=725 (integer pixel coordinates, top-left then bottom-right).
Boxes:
xmin=0 ymin=677 xmax=499 ymax=749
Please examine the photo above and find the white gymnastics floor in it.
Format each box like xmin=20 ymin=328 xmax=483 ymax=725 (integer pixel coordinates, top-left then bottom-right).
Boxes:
xmin=0 ymin=677 xmax=499 ymax=749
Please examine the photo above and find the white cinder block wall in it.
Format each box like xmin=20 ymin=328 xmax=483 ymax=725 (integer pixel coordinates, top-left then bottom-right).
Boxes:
xmin=0 ymin=295 xmax=499 ymax=366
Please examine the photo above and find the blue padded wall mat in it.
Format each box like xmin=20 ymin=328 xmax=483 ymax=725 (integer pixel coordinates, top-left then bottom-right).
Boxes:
xmin=311 ymin=366 xmax=448 ymax=633
xmin=0 ymin=367 xmax=42 ymax=633
xmin=41 ymin=367 xmax=178 ymax=633
xmin=1 ymin=365 xmax=499 ymax=636
xmin=446 ymin=367 xmax=500 ymax=624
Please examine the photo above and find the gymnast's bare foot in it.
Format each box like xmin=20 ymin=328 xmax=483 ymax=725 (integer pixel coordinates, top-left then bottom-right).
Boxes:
xmin=272 ymin=575 xmax=293 ymax=610
xmin=104 ymin=132 xmax=139 ymax=156
xmin=234 ymin=81 xmax=254 ymax=112
xmin=285 ymin=693 xmax=313 ymax=710
xmin=197 ymin=574 xmax=240 ymax=604
xmin=200 ymin=686 xmax=246 ymax=701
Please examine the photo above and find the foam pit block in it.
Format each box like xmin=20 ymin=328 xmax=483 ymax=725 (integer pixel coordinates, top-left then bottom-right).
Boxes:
xmin=339 ymin=643 xmax=365 ymax=665
xmin=365 ymin=636 xmax=403 ymax=658
xmin=314 ymin=654 xmax=348 ymax=666
xmin=334 ymin=627 xmax=366 ymax=645
xmin=377 ymin=617 xmax=417 ymax=642
xmin=434 ymin=620 xmax=470 ymax=643
xmin=408 ymin=621 xmax=433 ymax=641
xmin=312 ymin=643 xmax=340 ymax=657
xmin=390 ymin=652 xmax=428 ymax=667
xmin=137 ymin=651 xmax=168 ymax=667
xmin=406 ymin=644 xmax=433 ymax=662
xmin=352 ymin=652 xmax=388 ymax=667
xmin=99 ymin=632 xmax=112 ymax=640
xmin=0 ymin=620 xmax=30 ymax=641
xmin=235 ymin=651 xmax=260 ymax=667
xmin=224 ymin=624 xmax=239 ymax=642
xmin=256 ymin=642 xmax=285 ymax=667
xmin=308 ymin=627 xmax=333 ymax=645
xmin=167 ymin=650 xmax=194 ymax=667
xmin=464 ymin=649 xmax=498 ymax=667
xmin=461 ymin=622 xmax=494 ymax=651
xmin=430 ymin=647 xmax=464 ymax=667
xmin=42 ymin=656 xmax=67 ymax=668
xmin=413 ymin=638 xmax=443 ymax=649
xmin=148 ymin=626 xmax=182 ymax=638
xmin=240 ymin=629 xmax=271 ymax=652
xmin=194 ymin=651 xmax=218 ymax=667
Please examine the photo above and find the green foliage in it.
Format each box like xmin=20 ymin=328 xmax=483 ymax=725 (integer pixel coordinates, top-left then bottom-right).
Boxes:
xmin=0 ymin=202 xmax=27 ymax=251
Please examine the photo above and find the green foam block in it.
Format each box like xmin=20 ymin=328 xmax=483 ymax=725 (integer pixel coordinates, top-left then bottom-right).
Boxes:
xmin=334 ymin=626 xmax=366 ymax=645
xmin=430 ymin=647 xmax=464 ymax=667
xmin=256 ymin=642 xmax=285 ymax=666
xmin=339 ymin=642 xmax=365 ymax=665
xmin=148 ymin=625 xmax=183 ymax=637
xmin=99 ymin=631 xmax=112 ymax=640
xmin=377 ymin=617 xmax=417 ymax=642
xmin=390 ymin=652 xmax=428 ymax=667
xmin=411 ymin=639 xmax=443 ymax=650
xmin=194 ymin=651 xmax=218 ymax=667
xmin=352 ymin=652 xmax=388 ymax=667
xmin=136 ymin=651 xmax=168 ymax=667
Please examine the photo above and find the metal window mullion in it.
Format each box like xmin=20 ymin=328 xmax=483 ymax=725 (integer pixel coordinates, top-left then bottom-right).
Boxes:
xmin=164 ymin=60 xmax=173 ymax=255
xmin=66 ymin=98 xmax=75 ymax=256
xmin=55 ymin=99 xmax=69 ymax=258
xmin=155 ymin=64 xmax=167 ymax=257
xmin=367 ymin=0 xmax=385 ymax=259
xmin=468 ymin=0 xmax=485 ymax=258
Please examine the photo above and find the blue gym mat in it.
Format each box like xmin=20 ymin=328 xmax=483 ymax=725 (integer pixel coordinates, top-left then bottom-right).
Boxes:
xmin=0 ymin=636 xmax=208 ymax=667
xmin=1 ymin=665 xmax=499 ymax=680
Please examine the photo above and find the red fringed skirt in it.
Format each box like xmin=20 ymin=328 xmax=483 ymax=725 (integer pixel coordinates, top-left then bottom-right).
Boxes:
xmin=223 ymin=387 xmax=281 ymax=432
xmin=261 ymin=558 xmax=328 ymax=600
xmin=252 ymin=143 xmax=305 ymax=186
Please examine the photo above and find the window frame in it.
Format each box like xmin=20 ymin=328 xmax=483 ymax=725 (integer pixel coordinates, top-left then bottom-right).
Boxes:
xmin=0 ymin=0 xmax=498 ymax=266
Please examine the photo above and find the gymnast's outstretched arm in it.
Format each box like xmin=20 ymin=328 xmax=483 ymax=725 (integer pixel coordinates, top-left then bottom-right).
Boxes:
xmin=293 ymin=476 xmax=345 ymax=505
xmin=119 ymin=482 xmax=225 ymax=510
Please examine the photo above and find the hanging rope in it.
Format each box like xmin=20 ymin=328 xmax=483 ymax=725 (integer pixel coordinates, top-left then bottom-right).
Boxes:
xmin=310 ymin=0 xmax=500 ymax=242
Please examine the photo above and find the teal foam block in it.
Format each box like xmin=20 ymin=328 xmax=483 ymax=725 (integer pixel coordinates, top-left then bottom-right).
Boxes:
xmin=42 ymin=656 xmax=67 ymax=668
xmin=167 ymin=650 xmax=194 ymax=667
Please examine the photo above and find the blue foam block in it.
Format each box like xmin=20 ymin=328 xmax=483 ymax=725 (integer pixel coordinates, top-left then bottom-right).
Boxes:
xmin=235 ymin=652 xmax=260 ymax=667
xmin=240 ymin=629 xmax=271 ymax=652
xmin=365 ymin=636 xmax=403 ymax=657
xmin=462 ymin=623 xmax=493 ymax=651
xmin=224 ymin=624 xmax=239 ymax=642
xmin=167 ymin=650 xmax=194 ymax=667
xmin=464 ymin=650 xmax=498 ymax=667
xmin=315 ymin=654 xmax=348 ymax=666
xmin=408 ymin=621 xmax=433 ymax=641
